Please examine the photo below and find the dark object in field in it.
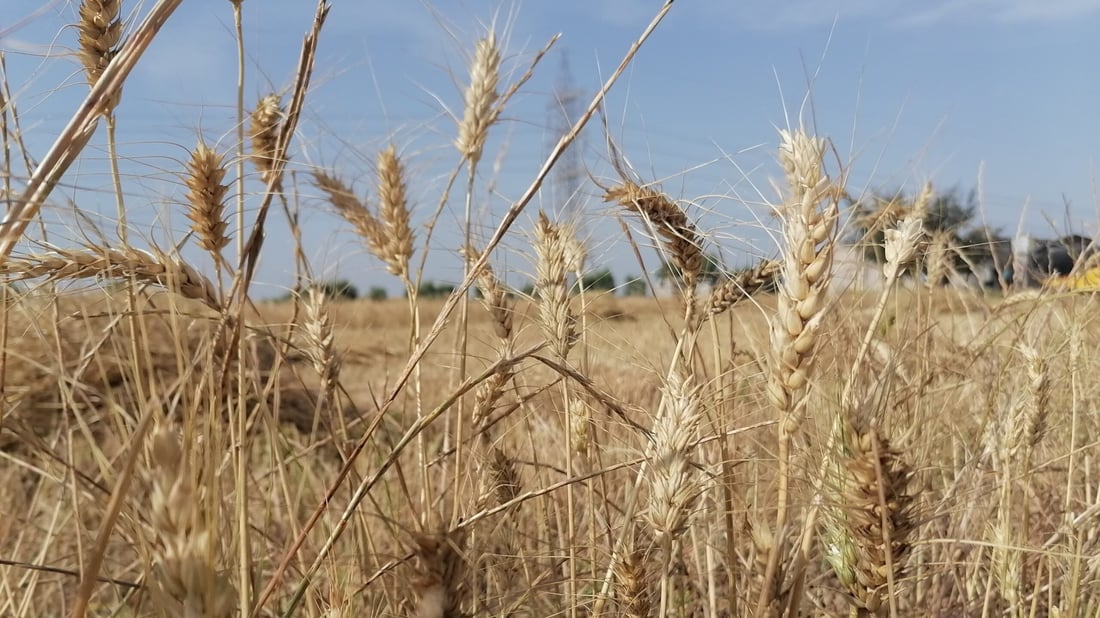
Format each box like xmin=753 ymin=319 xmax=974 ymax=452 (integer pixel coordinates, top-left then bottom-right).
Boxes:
xmin=1029 ymin=235 xmax=1094 ymax=276
xmin=1003 ymin=234 xmax=1096 ymax=286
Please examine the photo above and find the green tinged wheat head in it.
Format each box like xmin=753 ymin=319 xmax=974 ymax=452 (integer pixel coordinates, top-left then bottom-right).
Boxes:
xmin=823 ymin=423 xmax=916 ymax=616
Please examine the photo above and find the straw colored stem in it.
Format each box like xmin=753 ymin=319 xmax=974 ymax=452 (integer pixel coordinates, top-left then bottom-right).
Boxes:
xmin=253 ymin=5 xmax=677 ymax=610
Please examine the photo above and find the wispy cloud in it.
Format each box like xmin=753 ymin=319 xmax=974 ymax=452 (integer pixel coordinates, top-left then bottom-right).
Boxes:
xmin=687 ymin=0 xmax=1100 ymax=30
xmin=992 ymin=0 xmax=1100 ymax=21
xmin=898 ymin=0 xmax=1100 ymax=26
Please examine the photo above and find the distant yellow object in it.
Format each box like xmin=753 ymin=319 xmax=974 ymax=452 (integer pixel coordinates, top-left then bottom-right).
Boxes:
xmin=1046 ymin=267 xmax=1100 ymax=291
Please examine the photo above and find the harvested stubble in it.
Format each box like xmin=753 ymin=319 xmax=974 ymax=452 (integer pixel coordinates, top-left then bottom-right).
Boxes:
xmin=0 ymin=291 xmax=327 ymax=453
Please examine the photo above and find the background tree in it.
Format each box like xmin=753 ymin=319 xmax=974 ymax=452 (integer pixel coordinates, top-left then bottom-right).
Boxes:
xmin=272 ymin=279 xmax=360 ymax=303
xmin=622 ymin=276 xmax=647 ymax=297
xmin=580 ymin=268 xmax=615 ymax=292
xmin=851 ymin=187 xmax=978 ymax=262
xmin=314 ymin=279 xmax=359 ymax=300
xmin=850 ymin=186 xmax=1013 ymax=285
xmin=415 ymin=281 xmax=457 ymax=298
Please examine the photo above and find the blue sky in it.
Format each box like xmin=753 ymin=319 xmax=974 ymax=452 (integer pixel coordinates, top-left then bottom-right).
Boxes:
xmin=4 ymin=0 xmax=1099 ymax=296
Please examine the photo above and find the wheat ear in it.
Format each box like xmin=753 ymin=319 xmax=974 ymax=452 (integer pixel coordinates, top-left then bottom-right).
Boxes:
xmin=375 ymin=144 xmax=415 ymax=279
xmin=0 ymin=245 xmax=220 ymax=310
xmin=988 ymin=344 xmax=1051 ymax=608
xmin=184 ymin=141 xmax=231 ymax=259
xmin=464 ymin=245 xmax=513 ymax=343
xmin=646 ymin=369 xmax=705 ymax=615
xmin=455 ymin=33 xmax=502 ymax=165
xmin=605 ymin=181 xmax=703 ymax=294
xmin=463 ymin=244 xmax=516 ymax=435
xmin=614 ymin=541 xmax=653 ymax=618
xmin=249 ymin=93 xmax=283 ymax=185
xmin=822 ymin=422 xmax=916 ymax=616
xmin=704 ymin=259 xmax=780 ymax=319
xmin=145 ymin=427 xmax=236 ymax=617
xmin=302 ymin=287 xmax=341 ymax=408
xmin=757 ymin=128 xmax=840 ymax=614
xmin=313 ymin=171 xmax=380 ymax=241
xmin=644 ymin=370 xmax=704 ymax=545
xmin=77 ymin=0 xmax=123 ymax=111
xmin=315 ymin=168 xmax=413 ymax=280
xmin=534 ymin=211 xmax=577 ymax=361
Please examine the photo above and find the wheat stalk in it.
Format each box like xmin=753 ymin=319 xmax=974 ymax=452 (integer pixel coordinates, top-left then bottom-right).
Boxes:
xmin=184 ymin=141 xmax=231 ymax=259
xmin=757 ymin=128 xmax=840 ymax=614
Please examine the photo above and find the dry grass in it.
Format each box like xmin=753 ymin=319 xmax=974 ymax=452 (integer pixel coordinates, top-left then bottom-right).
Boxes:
xmin=2 ymin=3 xmax=1099 ymax=618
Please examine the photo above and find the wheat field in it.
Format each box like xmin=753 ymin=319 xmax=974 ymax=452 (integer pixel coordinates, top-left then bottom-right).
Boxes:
xmin=2 ymin=2 xmax=1099 ymax=617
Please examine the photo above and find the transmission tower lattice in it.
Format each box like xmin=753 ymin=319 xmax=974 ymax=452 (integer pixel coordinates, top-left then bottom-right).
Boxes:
xmin=547 ymin=53 xmax=585 ymax=221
